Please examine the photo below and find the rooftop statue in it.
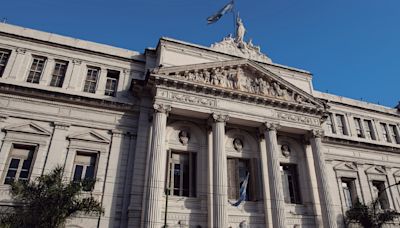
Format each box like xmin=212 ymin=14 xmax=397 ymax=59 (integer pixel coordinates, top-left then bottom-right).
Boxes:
xmin=211 ymin=16 xmax=272 ymax=63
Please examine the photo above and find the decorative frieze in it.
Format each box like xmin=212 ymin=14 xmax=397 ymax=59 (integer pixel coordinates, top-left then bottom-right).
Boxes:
xmin=170 ymin=92 xmax=216 ymax=107
xmin=277 ymin=112 xmax=320 ymax=126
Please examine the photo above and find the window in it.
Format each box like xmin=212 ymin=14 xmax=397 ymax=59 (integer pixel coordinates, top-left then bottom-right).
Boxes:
xmin=371 ymin=181 xmax=390 ymax=210
xmin=0 ymin=49 xmax=11 ymax=77
xmin=27 ymin=56 xmax=46 ymax=84
xmin=83 ymin=67 xmax=100 ymax=93
xmin=104 ymin=70 xmax=119 ymax=96
xmin=380 ymin=123 xmax=390 ymax=142
xmin=280 ymin=164 xmax=301 ymax=204
xmin=72 ymin=152 xmax=97 ymax=190
xmin=326 ymin=114 xmax=335 ymax=134
xmin=335 ymin=114 xmax=347 ymax=135
xmin=389 ymin=125 xmax=400 ymax=144
xmin=167 ymin=151 xmax=196 ymax=197
xmin=363 ymin=120 xmax=375 ymax=140
xmin=4 ymin=145 xmax=36 ymax=184
xmin=354 ymin=118 xmax=364 ymax=138
xmin=341 ymin=178 xmax=357 ymax=208
xmin=50 ymin=60 xmax=68 ymax=87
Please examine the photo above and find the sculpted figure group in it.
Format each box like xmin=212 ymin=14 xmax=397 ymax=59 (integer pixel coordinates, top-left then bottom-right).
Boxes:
xmin=172 ymin=67 xmax=307 ymax=104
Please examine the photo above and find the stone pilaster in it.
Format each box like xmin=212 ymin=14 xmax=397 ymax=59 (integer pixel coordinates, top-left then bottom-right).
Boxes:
xmin=8 ymin=48 xmax=27 ymax=80
xmin=0 ymin=115 xmax=8 ymax=151
xmin=310 ymin=129 xmax=337 ymax=228
xmin=67 ymin=59 xmax=82 ymax=90
xmin=143 ymin=103 xmax=171 ymax=228
xmin=43 ymin=122 xmax=70 ymax=173
xmin=263 ymin=122 xmax=286 ymax=228
xmin=211 ymin=113 xmax=229 ymax=228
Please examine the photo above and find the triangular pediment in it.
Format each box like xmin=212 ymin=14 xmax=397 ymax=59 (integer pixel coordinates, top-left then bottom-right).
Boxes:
xmin=152 ymin=59 xmax=326 ymax=112
xmin=334 ymin=162 xmax=357 ymax=172
xmin=4 ymin=122 xmax=51 ymax=136
xmin=365 ymin=165 xmax=386 ymax=175
xmin=68 ymin=131 xmax=110 ymax=144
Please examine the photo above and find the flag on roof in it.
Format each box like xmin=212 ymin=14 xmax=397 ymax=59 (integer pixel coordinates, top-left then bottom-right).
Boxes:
xmin=207 ymin=1 xmax=234 ymax=24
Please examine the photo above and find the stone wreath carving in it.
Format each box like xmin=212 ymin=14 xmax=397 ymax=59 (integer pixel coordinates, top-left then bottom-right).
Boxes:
xmin=178 ymin=130 xmax=190 ymax=145
xmin=160 ymin=66 xmax=309 ymax=105
xmin=233 ymin=138 xmax=244 ymax=152
xmin=281 ymin=144 xmax=291 ymax=157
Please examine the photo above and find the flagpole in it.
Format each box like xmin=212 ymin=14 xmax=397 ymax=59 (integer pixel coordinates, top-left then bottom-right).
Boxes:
xmin=232 ymin=0 xmax=236 ymax=37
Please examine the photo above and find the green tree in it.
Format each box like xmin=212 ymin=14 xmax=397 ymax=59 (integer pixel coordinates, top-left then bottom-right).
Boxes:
xmin=0 ymin=166 xmax=103 ymax=228
xmin=346 ymin=199 xmax=400 ymax=228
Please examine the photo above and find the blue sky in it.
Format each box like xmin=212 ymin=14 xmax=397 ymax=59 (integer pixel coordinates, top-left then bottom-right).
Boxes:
xmin=2 ymin=0 xmax=399 ymax=107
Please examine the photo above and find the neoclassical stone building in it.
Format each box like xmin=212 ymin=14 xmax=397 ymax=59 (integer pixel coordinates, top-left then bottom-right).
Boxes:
xmin=0 ymin=22 xmax=399 ymax=228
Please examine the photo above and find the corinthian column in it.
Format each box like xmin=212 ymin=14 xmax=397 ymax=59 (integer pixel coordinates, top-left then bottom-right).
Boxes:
xmin=211 ymin=113 xmax=229 ymax=228
xmin=143 ymin=103 xmax=171 ymax=228
xmin=310 ymin=129 xmax=337 ymax=228
xmin=263 ymin=122 xmax=286 ymax=228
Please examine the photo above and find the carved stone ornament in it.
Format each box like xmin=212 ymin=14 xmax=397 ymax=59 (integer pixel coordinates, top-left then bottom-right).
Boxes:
xmin=264 ymin=122 xmax=280 ymax=131
xmin=153 ymin=103 xmax=171 ymax=114
xmin=210 ymin=17 xmax=272 ymax=64
xmin=311 ymin=129 xmax=324 ymax=138
xmin=233 ymin=138 xmax=244 ymax=152
xmin=155 ymin=64 xmax=314 ymax=106
xmin=281 ymin=144 xmax=291 ymax=157
xmin=178 ymin=130 xmax=190 ymax=145
xmin=212 ymin=113 xmax=229 ymax=122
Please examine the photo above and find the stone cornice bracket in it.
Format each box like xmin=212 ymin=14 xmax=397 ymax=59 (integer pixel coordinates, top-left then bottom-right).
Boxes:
xmin=211 ymin=113 xmax=229 ymax=123
xmin=72 ymin=59 xmax=82 ymax=65
xmin=153 ymin=103 xmax=171 ymax=114
xmin=53 ymin=122 xmax=70 ymax=130
xmin=311 ymin=129 xmax=324 ymax=138
xmin=264 ymin=122 xmax=280 ymax=132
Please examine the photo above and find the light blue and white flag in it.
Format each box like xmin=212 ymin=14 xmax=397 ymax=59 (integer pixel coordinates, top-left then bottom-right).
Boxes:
xmin=230 ymin=173 xmax=249 ymax=207
xmin=207 ymin=1 xmax=234 ymax=24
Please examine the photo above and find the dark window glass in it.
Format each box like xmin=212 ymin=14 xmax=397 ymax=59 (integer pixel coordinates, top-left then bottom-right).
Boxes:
xmin=167 ymin=152 xmax=196 ymax=197
xmin=83 ymin=67 xmax=99 ymax=93
xmin=50 ymin=60 xmax=68 ymax=87
xmin=27 ymin=56 xmax=46 ymax=84
xmin=4 ymin=145 xmax=35 ymax=184
xmin=0 ymin=49 xmax=11 ymax=77
xmin=281 ymin=164 xmax=301 ymax=204
xmin=104 ymin=70 xmax=119 ymax=97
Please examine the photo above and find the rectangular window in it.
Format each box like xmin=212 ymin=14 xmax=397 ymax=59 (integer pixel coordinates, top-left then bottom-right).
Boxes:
xmin=371 ymin=181 xmax=390 ymax=210
xmin=341 ymin=178 xmax=357 ymax=208
xmin=389 ymin=125 xmax=400 ymax=144
xmin=73 ymin=152 xmax=97 ymax=182
xmin=83 ymin=67 xmax=100 ymax=93
xmin=335 ymin=114 xmax=347 ymax=135
xmin=354 ymin=118 xmax=364 ymax=138
xmin=280 ymin=164 xmax=301 ymax=204
xmin=326 ymin=114 xmax=335 ymax=134
xmin=167 ymin=151 xmax=196 ymax=197
xmin=0 ymin=49 xmax=11 ymax=77
xmin=4 ymin=145 xmax=36 ymax=184
xmin=27 ymin=56 xmax=46 ymax=84
xmin=104 ymin=70 xmax=119 ymax=97
xmin=380 ymin=123 xmax=390 ymax=143
xmin=49 ymin=60 xmax=68 ymax=87
xmin=363 ymin=120 xmax=375 ymax=140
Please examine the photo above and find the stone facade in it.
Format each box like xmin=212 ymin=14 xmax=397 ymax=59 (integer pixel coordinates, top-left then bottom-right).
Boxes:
xmin=0 ymin=23 xmax=399 ymax=228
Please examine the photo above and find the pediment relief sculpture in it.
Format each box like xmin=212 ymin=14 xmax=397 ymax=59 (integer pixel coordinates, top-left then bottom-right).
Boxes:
xmin=152 ymin=60 xmax=324 ymax=111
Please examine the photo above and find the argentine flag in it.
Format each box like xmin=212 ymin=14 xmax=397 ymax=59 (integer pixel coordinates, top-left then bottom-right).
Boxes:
xmin=230 ymin=173 xmax=249 ymax=207
xmin=207 ymin=1 xmax=234 ymax=24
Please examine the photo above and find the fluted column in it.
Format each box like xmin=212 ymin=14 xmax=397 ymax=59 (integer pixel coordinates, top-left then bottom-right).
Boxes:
xmin=211 ymin=113 xmax=229 ymax=228
xmin=310 ymin=129 xmax=337 ymax=228
xmin=143 ymin=103 xmax=171 ymax=228
xmin=263 ymin=122 xmax=286 ymax=228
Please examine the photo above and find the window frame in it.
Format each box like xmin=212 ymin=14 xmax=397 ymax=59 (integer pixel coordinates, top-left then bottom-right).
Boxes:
xmin=49 ymin=59 xmax=68 ymax=88
xmin=3 ymin=144 xmax=37 ymax=185
xmin=0 ymin=48 xmax=11 ymax=77
xmin=26 ymin=55 xmax=47 ymax=84
xmin=166 ymin=150 xmax=197 ymax=198
xmin=341 ymin=178 xmax=358 ymax=209
xmin=363 ymin=119 xmax=375 ymax=140
xmin=280 ymin=163 xmax=302 ymax=204
xmin=104 ymin=70 xmax=119 ymax=97
xmin=83 ymin=66 xmax=100 ymax=93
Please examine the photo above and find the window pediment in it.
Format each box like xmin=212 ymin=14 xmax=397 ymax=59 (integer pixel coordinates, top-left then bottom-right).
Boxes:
xmin=365 ymin=165 xmax=386 ymax=175
xmin=334 ymin=162 xmax=357 ymax=172
xmin=4 ymin=122 xmax=51 ymax=136
xmin=151 ymin=59 xmax=326 ymax=114
xmin=68 ymin=131 xmax=110 ymax=144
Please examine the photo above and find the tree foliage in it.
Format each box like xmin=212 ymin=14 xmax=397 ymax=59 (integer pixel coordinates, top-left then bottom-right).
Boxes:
xmin=0 ymin=166 xmax=103 ymax=228
xmin=346 ymin=199 xmax=400 ymax=228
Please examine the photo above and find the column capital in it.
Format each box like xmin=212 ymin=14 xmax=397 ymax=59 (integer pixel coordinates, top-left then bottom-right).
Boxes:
xmin=211 ymin=113 xmax=229 ymax=123
xmin=53 ymin=122 xmax=70 ymax=130
xmin=153 ymin=103 xmax=171 ymax=114
xmin=264 ymin=122 xmax=280 ymax=132
xmin=311 ymin=129 xmax=325 ymax=138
